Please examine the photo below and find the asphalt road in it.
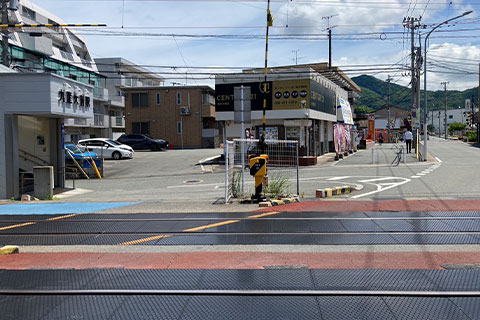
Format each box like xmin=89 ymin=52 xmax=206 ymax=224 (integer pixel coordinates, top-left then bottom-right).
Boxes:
xmin=62 ymin=138 xmax=480 ymax=204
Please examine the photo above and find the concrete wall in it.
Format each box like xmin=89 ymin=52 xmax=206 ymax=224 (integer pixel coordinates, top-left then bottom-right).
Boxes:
xmin=0 ymin=73 xmax=94 ymax=118
xmin=0 ymin=73 xmax=87 ymax=199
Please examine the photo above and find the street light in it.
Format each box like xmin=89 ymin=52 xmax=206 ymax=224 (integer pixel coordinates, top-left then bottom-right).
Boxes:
xmin=423 ymin=10 xmax=473 ymax=160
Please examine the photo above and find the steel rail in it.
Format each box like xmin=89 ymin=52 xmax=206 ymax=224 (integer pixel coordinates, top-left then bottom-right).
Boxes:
xmin=1 ymin=289 xmax=480 ymax=297
xmin=1 ymin=231 xmax=480 ymax=236
xmin=1 ymin=216 xmax=480 ymax=223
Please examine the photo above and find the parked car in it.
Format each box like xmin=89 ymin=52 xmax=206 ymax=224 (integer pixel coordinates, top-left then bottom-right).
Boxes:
xmin=78 ymin=138 xmax=134 ymax=160
xmin=65 ymin=144 xmax=98 ymax=160
xmin=117 ymin=134 xmax=169 ymax=151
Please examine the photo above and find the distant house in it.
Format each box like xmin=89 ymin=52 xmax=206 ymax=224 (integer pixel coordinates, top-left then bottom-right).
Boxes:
xmin=374 ymin=106 xmax=410 ymax=129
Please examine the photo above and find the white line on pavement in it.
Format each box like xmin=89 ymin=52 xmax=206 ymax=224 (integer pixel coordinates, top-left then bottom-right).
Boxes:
xmin=327 ymin=176 xmax=351 ymax=181
xmin=435 ymin=157 xmax=442 ymax=163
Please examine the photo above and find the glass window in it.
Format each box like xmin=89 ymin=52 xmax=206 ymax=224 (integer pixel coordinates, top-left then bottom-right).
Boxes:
xmin=22 ymin=6 xmax=36 ymax=20
xmin=132 ymin=123 xmax=150 ymax=135
xmin=177 ymin=92 xmax=182 ymax=105
xmin=449 ymin=115 xmax=453 ymax=119
xmin=156 ymin=93 xmax=161 ymax=106
xmin=177 ymin=121 xmax=182 ymax=134
xmin=131 ymin=93 xmax=149 ymax=108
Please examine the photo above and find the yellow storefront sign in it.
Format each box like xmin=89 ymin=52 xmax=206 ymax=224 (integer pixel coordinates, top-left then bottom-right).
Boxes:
xmin=272 ymin=79 xmax=310 ymax=110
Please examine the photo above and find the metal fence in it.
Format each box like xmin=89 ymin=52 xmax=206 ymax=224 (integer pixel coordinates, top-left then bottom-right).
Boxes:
xmin=225 ymin=139 xmax=299 ymax=202
xmin=224 ymin=140 xmax=235 ymax=202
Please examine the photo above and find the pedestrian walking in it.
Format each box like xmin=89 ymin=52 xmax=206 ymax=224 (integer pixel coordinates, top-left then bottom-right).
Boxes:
xmin=378 ymin=132 xmax=384 ymax=144
xmin=404 ymin=129 xmax=413 ymax=153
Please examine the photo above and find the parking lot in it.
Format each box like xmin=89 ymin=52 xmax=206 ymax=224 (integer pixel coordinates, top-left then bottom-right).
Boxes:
xmin=64 ymin=148 xmax=227 ymax=204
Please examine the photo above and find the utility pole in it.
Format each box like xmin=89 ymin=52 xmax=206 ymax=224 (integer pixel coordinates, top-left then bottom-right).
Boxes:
xmin=386 ymin=75 xmax=392 ymax=142
xmin=441 ymin=81 xmax=449 ymax=139
xmin=403 ymin=17 xmax=422 ymax=124
xmin=438 ymin=110 xmax=441 ymax=135
xmin=322 ymin=14 xmax=338 ymax=69
xmin=1 ymin=0 xmax=10 ymax=67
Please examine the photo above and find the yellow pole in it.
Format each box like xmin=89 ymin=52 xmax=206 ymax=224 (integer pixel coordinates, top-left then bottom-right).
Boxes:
xmin=261 ymin=0 xmax=273 ymax=154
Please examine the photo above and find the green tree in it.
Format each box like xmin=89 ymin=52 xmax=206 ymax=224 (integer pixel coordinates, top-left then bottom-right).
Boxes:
xmin=448 ymin=122 xmax=467 ymax=134
xmin=354 ymin=105 xmax=374 ymax=114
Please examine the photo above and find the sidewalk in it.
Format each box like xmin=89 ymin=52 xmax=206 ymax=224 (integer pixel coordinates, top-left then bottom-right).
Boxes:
xmin=334 ymin=143 xmax=426 ymax=167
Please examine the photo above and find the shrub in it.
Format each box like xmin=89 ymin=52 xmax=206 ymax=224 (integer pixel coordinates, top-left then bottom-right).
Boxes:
xmin=465 ymin=130 xmax=477 ymax=142
xmin=264 ymin=172 xmax=291 ymax=199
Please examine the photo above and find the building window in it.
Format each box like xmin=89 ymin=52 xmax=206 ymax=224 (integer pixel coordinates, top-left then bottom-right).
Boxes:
xmin=449 ymin=115 xmax=453 ymax=119
xmin=202 ymin=93 xmax=211 ymax=105
xmin=176 ymin=92 xmax=182 ymax=105
xmin=177 ymin=121 xmax=182 ymax=134
xmin=132 ymin=122 xmax=150 ymax=135
xmin=156 ymin=93 xmax=161 ymax=106
xmin=22 ymin=6 xmax=36 ymax=20
xmin=131 ymin=93 xmax=149 ymax=108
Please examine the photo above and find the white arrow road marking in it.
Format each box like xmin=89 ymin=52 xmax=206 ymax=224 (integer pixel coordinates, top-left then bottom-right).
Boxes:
xmin=352 ymin=177 xmax=411 ymax=199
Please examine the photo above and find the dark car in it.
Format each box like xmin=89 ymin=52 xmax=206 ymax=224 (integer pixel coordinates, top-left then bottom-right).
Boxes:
xmin=117 ymin=134 xmax=169 ymax=151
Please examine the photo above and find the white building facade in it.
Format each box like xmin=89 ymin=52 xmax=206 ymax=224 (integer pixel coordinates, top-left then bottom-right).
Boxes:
xmin=215 ymin=66 xmax=359 ymax=156
xmin=429 ymin=108 xmax=478 ymax=134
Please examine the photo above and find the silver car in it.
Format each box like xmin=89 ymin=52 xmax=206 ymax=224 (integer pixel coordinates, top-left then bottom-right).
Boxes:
xmin=78 ymin=138 xmax=134 ymax=160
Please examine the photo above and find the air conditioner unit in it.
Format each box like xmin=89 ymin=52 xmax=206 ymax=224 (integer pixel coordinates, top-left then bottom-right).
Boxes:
xmin=180 ymin=107 xmax=191 ymax=116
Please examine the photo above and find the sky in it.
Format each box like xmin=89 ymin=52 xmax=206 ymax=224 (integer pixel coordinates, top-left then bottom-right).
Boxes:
xmin=29 ymin=0 xmax=480 ymax=91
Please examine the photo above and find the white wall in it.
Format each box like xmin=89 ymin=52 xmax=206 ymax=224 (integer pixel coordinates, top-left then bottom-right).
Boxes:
xmin=0 ymin=73 xmax=93 ymax=118
xmin=18 ymin=116 xmax=52 ymax=172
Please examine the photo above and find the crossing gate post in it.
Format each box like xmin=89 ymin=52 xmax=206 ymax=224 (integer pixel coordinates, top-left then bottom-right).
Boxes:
xmin=250 ymin=154 xmax=268 ymax=202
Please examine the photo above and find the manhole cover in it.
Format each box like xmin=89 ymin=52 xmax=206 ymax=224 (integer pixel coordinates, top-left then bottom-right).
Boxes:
xmin=183 ymin=179 xmax=203 ymax=184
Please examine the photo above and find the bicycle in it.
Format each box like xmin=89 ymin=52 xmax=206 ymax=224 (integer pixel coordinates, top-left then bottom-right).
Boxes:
xmin=391 ymin=144 xmax=404 ymax=166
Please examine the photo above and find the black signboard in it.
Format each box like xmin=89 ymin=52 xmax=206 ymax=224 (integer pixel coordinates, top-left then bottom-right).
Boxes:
xmin=215 ymin=82 xmax=273 ymax=112
xmin=310 ymin=80 xmax=336 ymax=115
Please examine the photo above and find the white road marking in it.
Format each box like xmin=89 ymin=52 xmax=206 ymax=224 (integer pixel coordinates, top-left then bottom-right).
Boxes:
xmin=411 ymin=176 xmax=421 ymax=178
xmin=327 ymin=176 xmax=351 ymax=181
xmin=352 ymin=177 xmax=411 ymax=199
xmin=435 ymin=157 xmax=442 ymax=163
xmin=167 ymin=182 xmax=221 ymax=189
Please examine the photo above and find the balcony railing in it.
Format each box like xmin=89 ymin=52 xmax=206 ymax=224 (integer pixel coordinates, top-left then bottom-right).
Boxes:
xmin=94 ymin=114 xmax=105 ymax=127
xmin=93 ymin=87 xmax=109 ymax=101
xmin=74 ymin=118 xmax=87 ymax=126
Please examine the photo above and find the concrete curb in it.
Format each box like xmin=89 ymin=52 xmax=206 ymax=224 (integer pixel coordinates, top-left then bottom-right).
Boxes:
xmin=316 ymin=186 xmax=352 ymax=198
xmin=259 ymin=197 xmax=300 ymax=207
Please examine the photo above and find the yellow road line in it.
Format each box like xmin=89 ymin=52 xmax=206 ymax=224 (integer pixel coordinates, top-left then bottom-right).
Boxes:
xmin=0 ymin=213 xmax=79 ymax=233
xmin=46 ymin=214 xmax=78 ymax=221
xmin=120 ymin=234 xmax=171 ymax=246
xmin=247 ymin=211 xmax=280 ymax=219
xmin=119 ymin=211 xmax=282 ymax=245
xmin=0 ymin=222 xmax=36 ymax=231
xmin=183 ymin=220 xmax=240 ymax=232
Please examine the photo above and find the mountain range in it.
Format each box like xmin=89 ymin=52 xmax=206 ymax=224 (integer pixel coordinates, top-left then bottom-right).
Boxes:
xmin=351 ymin=75 xmax=479 ymax=113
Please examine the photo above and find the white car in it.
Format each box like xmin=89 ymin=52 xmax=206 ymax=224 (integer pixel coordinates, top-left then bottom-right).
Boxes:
xmin=78 ymin=138 xmax=134 ymax=160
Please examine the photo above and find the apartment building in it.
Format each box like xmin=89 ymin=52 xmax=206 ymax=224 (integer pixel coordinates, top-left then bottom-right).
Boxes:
xmin=122 ymin=86 xmax=220 ymax=148
xmin=93 ymin=57 xmax=164 ymax=140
